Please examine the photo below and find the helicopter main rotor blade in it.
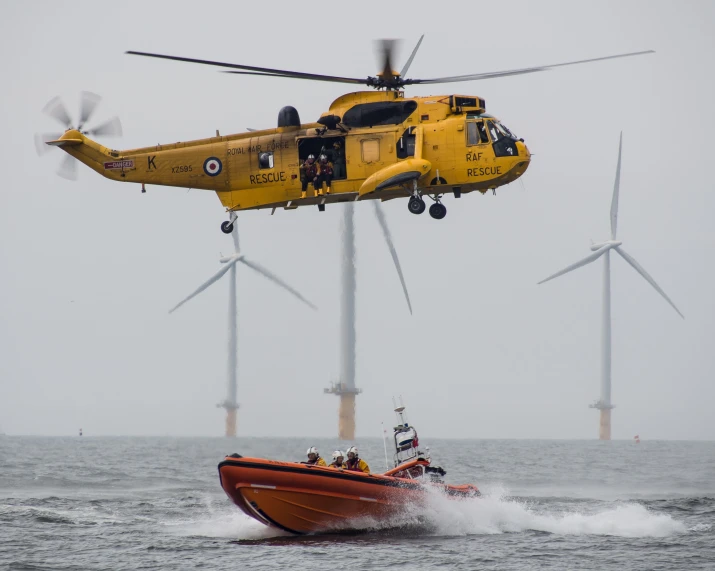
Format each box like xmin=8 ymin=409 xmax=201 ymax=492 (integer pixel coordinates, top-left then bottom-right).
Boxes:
xmin=42 ymin=96 xmax=73 ymax=128
xmin=78 ymin=91 xmax=101 ymax=130
xmin=378 ymin=39 xmax=398 ymax=85
xmin=400 ymin=35 xmax=424 ymax=77
xmin=409 ymin=50 xmax=654 ymax=85
xmin=57 ymin=153 xmax=78 ymax=181
xmin=222 ymin=70 xmax=364 ymax=85
xmin=127 ymin=51 xmax=367 ymax=85
xmin=86 ymin=116 xmax=123 ymax=137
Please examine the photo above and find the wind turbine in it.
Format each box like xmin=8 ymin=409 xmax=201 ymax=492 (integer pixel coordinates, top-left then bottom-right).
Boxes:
xmin=538 ymin=133 xmax=683 ymax=440
xmin=170 ymin=225 xmax=316 ymax=437
xmin=324 ymin=201 xmax=412 ymax=440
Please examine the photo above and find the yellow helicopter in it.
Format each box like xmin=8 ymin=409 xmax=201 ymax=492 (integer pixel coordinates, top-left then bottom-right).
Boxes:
xmin=38 ymin=38 xmax=653 ymax=231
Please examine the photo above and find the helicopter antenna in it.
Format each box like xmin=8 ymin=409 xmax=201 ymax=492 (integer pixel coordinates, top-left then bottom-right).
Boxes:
xmin=400 ymin=35 xmax=424 ymax=77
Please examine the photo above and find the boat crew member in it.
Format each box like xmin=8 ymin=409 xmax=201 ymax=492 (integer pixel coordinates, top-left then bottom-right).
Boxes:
xmin=299 ymin=155 xmax=318 ymax=199
xmin=329 ymin=450 xmax=346 ymax=469
xmin=314 ymin=154 xmax=333 ymax=196
xmin=345 ymin=446 xmax=370 ymax=473
xmin=305 ymin=446 xmax=327 ymax=466
xmin=330 ymin=140 xmax=345 ymax=180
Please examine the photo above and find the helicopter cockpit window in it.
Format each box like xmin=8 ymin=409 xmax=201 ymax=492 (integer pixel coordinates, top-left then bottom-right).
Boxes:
xmin=487 ymin=121 xmax=503 ymax=142
xmin=258 ymin=151 xmax=274 ymax=169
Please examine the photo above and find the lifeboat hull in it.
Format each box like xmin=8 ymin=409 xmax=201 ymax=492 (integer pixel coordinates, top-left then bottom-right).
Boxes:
xmin=218 ymin=456 xmax=477 ymax=535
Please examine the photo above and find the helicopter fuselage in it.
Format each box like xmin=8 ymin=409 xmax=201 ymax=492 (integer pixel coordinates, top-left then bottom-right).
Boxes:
xmin=52 ymin=90 xmax=530 ymax=215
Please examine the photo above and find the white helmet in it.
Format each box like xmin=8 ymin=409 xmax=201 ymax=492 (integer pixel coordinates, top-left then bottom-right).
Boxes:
xmin=332 ymin=450 xmax=345 ymax=461
xmin=307 ymin=154 xmax=315 ymax=160
xmin=319 ymin=154 xmax=328 ymax=161
xmin=306 ymin=446 xmax=319 ymax=456
xmin=346 ymin=446 xmax=358 ymax=457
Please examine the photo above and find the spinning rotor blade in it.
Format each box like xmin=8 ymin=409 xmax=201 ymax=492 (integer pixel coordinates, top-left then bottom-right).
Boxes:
xmin=372 ymin=202 xmax=412 ymax=314
xmin=85 ymin=116 xmax=123 ymax=137
xmin=614 ymin=246 xmax=684 ymax=319
xmin=34 ymin=132 xmax=62 ymax=156
xmin=610 ymin=132 xmax=623 ymax=239
xmin=169 ymin=257 xmax=241 ymax=314
xmin=42 ymin=96 xmax=73 ymax=128
xmin=400 ymin=35 xmax=424 ymax=77
xmin=410 ymin=50 xmax=655 ymax=85
xmin=538 ymin=247 xmax=609 ymax=285
xmin=237 ymin=257 xmax=317 ymax=310
xmin=127 ymin=51 xmax=366 ymax=85
xmin=57 ymin=153 xmax=78 ymax=181
xmin=78 ymin=91 xmax=101 ymax=130
xmin=378 ymin=39 xmax=398 ymax=84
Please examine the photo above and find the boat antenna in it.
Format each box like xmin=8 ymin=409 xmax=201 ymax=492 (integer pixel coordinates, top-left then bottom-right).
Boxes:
xmin=381 ymin=421 xmax=390 ymax=471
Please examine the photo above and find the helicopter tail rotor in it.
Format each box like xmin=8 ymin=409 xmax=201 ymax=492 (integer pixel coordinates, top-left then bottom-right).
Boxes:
xmin=35 ymin=92 xmax=122 ymax=180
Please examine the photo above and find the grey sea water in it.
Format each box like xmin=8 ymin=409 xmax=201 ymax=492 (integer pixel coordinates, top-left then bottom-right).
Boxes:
xmin=0 ymin=436 xmax=713 ymax=570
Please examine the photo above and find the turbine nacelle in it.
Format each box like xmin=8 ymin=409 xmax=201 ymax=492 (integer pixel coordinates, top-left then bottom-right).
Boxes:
xmin=220 ymin=253 xmax=244 ymax=264
xmin=590 ymin=240 xmax=622 ymax=252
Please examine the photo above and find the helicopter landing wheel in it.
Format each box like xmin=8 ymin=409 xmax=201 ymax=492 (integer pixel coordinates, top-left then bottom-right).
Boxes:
xmin=429 ymin=202 xmax=447 ymax=220
xmin=408 ymin=196 xmax=426 ymax=215
xmin=221 ymin=221 xmax=234 ymax=234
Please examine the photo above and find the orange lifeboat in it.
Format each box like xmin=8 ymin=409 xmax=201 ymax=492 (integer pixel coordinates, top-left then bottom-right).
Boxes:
xmin=217 ymin=406 xmax=479 ymax=535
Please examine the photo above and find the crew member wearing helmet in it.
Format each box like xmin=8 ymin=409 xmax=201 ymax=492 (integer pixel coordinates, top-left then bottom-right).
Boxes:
xmin=345 ymin=446 xmax=370 ymax=473
xmin=299 ymin=155 xmax=318 ymax=199
xmin=329 ymin=450 xmax=346 ymax=469
xmin=304 ymin=446 xmax=327 ymax=466
xmin=314 ymin=154 xmax=333 ymax=196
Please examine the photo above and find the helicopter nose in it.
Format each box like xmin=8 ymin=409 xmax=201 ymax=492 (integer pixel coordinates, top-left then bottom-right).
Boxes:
xmin=516 ymin=139 xmax=530 ymax=160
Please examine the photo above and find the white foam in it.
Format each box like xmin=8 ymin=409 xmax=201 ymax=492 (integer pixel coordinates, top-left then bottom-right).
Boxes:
xmin=161 ymin=495 xmax=286 ymax=541
xmin=397 ymin=485 xmax=687 ymax=538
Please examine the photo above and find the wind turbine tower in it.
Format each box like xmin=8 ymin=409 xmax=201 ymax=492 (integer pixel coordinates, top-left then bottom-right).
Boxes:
xmin=170 ymin=225 xmax=316 ymax=437
xmin=325 ymin=202 xmax=412 ymax=440
xmin=539 ymin=134 xmax=683 ymax=440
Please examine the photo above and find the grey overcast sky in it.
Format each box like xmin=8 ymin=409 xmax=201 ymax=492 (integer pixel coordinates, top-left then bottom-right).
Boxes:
xmin=1 ymin=1 xmax=713 ymax=440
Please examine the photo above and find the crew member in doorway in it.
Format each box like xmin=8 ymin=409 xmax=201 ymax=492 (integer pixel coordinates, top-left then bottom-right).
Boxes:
xmin=331 ymin=140 xmax=345 ymax=180
xmin=304 ymin=446 xmax=327 ymax=466
xmin=300 ymin=155 xmax=318 ymax=199
xmin=345 ymin=446 xmax=370 ymax=473
xmin=329 ymin=450 xmax=346 ymax=469
xmin=314 ymin=154 xmax=333 ymax=196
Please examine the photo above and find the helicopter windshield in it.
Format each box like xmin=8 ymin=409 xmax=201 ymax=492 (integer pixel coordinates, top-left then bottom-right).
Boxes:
xmin=487 ymin=120 xmax=517 ymax=141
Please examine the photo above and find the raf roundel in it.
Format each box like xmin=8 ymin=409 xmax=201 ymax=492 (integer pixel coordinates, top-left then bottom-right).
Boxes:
xmin=203 ymin=157 xmax=223 ymax=177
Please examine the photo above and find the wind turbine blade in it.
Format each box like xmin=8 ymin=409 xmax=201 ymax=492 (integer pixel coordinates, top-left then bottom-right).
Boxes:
xmin=168 ymin=258 xmax=240 ymax=314
xmin=372 ymin=202 xmax=412 ymax=314
xmin=238 ymin=258 xmax=317 ymax=310
xmin=400 ymin=34 xmax=424 ymax=77
xmin=614 ymin=246 xmax=684 ymax=318
xmin=538 ymin=247 xmax=608 ymax=284
xmin=231 ymin=223 xmax=240 ymax=252
xmin=610 ymin=132 xmax=623 ymax=239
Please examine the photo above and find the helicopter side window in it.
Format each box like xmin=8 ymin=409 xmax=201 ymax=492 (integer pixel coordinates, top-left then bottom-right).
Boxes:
xmin=258 ymin=151 xmax=274 ymax=169
xmin=467 ymin=121 xmax=489 ymax=146
xmin=361 ymin=139 xmax=380 ymax=163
